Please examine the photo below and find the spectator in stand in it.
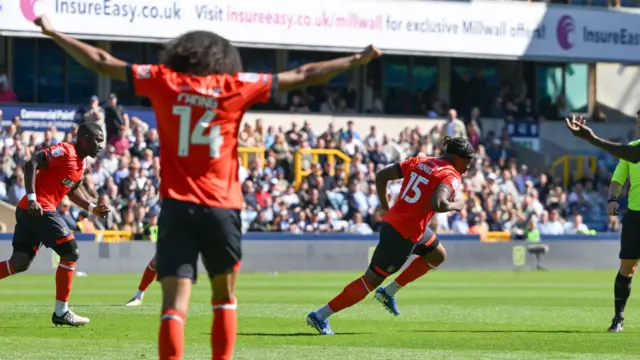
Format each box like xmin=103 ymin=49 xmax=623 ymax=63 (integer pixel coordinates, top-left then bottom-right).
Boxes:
xmin=104 ymin=93 xmax=128 ymax=142
xmin=6 ymin=167 xmax=25 ymax=205
xmin=538 ymin=209 xmax=564 ymax=235
xmin=341 ymin=121 xmax=361 ymax=141
xmin=564 ymin=214 xmax=590 ymax=235
xmin=110 ymin=125 xmax=131 ymax=156
xmin=289 ymin=95 xmax=310 ymax=113
xmin=0 ymin=75 xmax=18 ymax=103
xmin=83 ymin=95 xmax=106 ymax=137
xmin=348 ymin=212 xmax=373 ymax=235
xmin=441 ymin=109 xmax=468 ymax=139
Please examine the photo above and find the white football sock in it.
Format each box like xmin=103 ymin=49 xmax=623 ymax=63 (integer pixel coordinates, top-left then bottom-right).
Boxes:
xmin=55 ymin=301 xmax=69 ymax=317
xmin=384 ymin=281 xmax=402 ymax=296
xmin=315 ymin=304 xmax=334 ymax=321
xmin=135 ymin=290 xmax=145 ymax=300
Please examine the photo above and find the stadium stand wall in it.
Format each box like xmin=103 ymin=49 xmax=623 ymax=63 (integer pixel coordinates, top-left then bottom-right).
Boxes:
xmin=239 ymin=112 xmax=446 ymax=142
xmin=0 ymin=233 xmax=619 ymax=274
xmin=0 ymin=201 xmax=16 ymax=232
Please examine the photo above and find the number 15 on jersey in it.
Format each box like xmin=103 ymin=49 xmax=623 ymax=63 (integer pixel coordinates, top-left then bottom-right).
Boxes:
xmin=400 ymin=172 xmax=429 ymax=203
xmin=173 ymin=105 xmax=223 ymax=158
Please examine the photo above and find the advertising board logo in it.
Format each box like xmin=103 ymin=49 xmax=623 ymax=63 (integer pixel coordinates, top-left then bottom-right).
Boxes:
xmin=556 ymin=15 xmax=575 ymax=50
xmin=20 ymin=0 xmax=38 ymax=21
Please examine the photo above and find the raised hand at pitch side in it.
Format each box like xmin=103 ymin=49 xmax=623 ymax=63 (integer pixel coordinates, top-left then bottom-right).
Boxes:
xmin=34 ymin=16 xmax=55 ymax=37
xmin=565 ymin=114 xmax=596 ymax=141
xmin=92 ymin=204 xmax=111 ymax=218
xmin=27 ymin=200 xmax=43 ymax=217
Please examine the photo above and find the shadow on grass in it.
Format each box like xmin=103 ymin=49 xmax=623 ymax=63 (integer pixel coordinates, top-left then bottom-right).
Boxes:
xmin=239 ymin=332 xmax=369 ymax=337
xmin=404 ymin=329 xmax=610 ymax=334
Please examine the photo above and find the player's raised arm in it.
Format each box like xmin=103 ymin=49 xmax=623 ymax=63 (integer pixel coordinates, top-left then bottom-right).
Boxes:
xmin=34 ymin=16 xmax=128 ymax=82
xmin=430 ymin=185 xmax=464 ymax=213
xmin=566 ymin=115 xmax=640 ymax=163
xmin=276 ymin=45 xmax=381 ymax=92
xmin=375 ymin=164 xmax=403 ymax=211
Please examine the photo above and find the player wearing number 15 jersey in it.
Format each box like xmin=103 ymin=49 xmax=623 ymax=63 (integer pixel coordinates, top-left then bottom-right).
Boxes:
xmin=34 ymin=14 xmax=380 ymax=360
xmin=307 ymin=137 xmax=475 ymax=335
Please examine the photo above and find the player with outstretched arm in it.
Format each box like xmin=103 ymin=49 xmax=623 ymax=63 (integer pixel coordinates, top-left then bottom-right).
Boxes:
xmin=307 ymin=137 xmax=474 ymax=334
xmin=0 ymin=122 xmax=110 ymax=326
xmin=566 ymin=113 xmax=640 ymax=332
xmin=33 ymin=14 xmax=380 ymax=359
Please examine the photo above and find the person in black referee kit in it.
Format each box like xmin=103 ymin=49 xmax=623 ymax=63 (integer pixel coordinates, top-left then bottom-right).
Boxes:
xmin=566 ymin=112 xmax=640 ymax=332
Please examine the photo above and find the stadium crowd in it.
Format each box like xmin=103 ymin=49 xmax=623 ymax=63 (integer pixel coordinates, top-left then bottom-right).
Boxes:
xmin=0 ymin=88 xmax=621 ymax=239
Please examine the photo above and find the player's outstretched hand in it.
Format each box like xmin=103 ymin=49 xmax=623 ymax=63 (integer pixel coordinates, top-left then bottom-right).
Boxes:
xmin=92 ymin=205 xmax=111 ymax=218
xmin=357 ymin=45 xmax=382 ymax=64
xmin=34 ymin=16 xmax=55 ymax=37
xmin=565 ymin=114 xmax=595 ymax=141
xmin=27 ymin=200 xmax=43 ymax=217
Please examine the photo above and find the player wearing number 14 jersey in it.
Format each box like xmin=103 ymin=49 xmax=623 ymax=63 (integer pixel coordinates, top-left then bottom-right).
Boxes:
xmin=34 ymin=14 xmax=380 ymax=359
xmin=307 ymin=137 xmax=475 ymax=335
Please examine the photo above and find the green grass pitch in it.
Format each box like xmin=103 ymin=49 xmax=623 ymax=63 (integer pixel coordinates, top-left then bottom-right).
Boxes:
xmin=1 ymin=270 xmax=640 ymax=359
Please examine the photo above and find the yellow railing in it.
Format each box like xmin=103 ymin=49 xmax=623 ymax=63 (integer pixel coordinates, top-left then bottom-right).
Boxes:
xmin=551 ymin=155 xmax=597 ymax=188
xmin=294 ymin=149 xmax=351 ymax=188
xmin=94 ymin=230 xmax=133 ymax=243
xmin=485 ymin=232 xmax=512 ymax=243
xmin=238 ymin=147 xmax=265 ymax=169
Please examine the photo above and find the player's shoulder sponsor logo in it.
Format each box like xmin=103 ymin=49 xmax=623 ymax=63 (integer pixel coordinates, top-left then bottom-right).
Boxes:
xmin=136 ymin=65 xmax=152 ymax=79
xmin=451 ymin=177 xmax=460 ymax=191
xmin=237 ymin=72 xmax=261 ymax=83
xmin=62 ymin=178 xmax=76 ymax=188
xmin=51 ymin=147 xmax=64 ymax=158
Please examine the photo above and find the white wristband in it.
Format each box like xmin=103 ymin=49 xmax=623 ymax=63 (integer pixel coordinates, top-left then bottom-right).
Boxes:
xmin=27 ymin=193 xmax=36 ymax=201
xmin=88 ymin=203 xmax=96 ymax=213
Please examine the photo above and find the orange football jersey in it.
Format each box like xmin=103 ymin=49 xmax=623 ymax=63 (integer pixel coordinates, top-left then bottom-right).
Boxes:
xmin=383 ymin=156 xmax=461 ymax=242
xmin=128 ymin=64 xmax=275 ymax=209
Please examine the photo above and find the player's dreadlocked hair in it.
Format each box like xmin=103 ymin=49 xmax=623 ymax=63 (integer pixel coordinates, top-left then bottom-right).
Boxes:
xmin=440 ymin=136 xmax=475 ymax=159
xmin=160 ymin=31 xmax=243 ymax=76
xmin=77 ymin=122 xmax=103 ymax=138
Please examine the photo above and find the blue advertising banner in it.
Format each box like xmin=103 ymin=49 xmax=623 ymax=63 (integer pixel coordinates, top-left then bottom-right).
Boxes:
xmin=0 ymin=104 xmax=158 ymax=131
xmin=506 ymin=122 xmax=539 ymax=138
xmin=1 ymin=104 xmax=82 ymax=131
xmin=506 ymin=121 xmax=540 ymax=151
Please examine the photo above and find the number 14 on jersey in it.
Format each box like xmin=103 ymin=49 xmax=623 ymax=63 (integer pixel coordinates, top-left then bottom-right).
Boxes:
xmin=173 ymin=105 xmax=223 ymax=158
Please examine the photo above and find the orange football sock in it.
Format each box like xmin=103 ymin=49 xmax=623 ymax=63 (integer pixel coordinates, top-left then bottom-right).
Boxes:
xmin=395 ymin=258 xmax=433 ymax=287
xmin=56 ymin=260 xmax=76 ymax=302
xmin=138 ymin=261 xmax=157 ymax=293
xmin=328 ymin=276 xmax=372 ymax=313
xmin=212 ymin=298 xmax=237 ymax=360
xmin=0 ymin=260 xmax=15 ymax=280
xmin=159 ymin=308 xmax=185 ymax=360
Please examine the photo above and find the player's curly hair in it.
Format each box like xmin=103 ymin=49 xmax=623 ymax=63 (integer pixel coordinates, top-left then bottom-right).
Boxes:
xmin=440 ymin=136 xmax=475 ymax=159
xmin=160 ymin=31 xmax=243 ymax=76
